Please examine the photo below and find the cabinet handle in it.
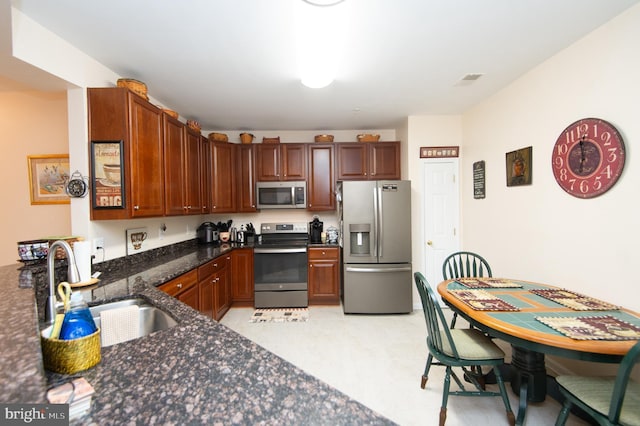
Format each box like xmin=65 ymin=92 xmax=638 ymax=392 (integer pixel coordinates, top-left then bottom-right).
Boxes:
xmin=322 ymin=251 xmax=326 ymax=255
xmin=177 ymin=283 xmax=183 ymax=289
xmin=133 ymin=205 xmax=140 ymax=210
xmin=213 ymin=263 xmax=218 ymax=267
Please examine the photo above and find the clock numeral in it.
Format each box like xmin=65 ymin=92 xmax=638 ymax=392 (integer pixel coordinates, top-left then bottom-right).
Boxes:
xmin=559 ymin=168 xmax=568 ymax=181
xmin=601 ymin=164 xmax=613 ymax=179
xmin=553 ymin=156 xmax=564 ymax=169
xmin=579 ymin=180 xmax=589 ymax=194
xmin=600 ymin=131 xmax=612 ymax=146
xmin=606 ymin=147 xmax=618 ymax=163
xmin=556 ymin=143 xmax=568 ymax=156
xmin=593 ymin=176 xmax=602 ymax=191
xmin=577 ymin=123 xmax=589 ymax=139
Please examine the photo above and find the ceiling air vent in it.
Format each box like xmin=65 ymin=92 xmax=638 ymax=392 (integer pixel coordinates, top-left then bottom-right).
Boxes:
xmin=455 ymin=73 xmax=484 ymax=86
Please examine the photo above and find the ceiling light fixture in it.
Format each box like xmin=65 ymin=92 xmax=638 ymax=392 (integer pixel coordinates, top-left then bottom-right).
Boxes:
xmin=295 ymin=0 xmax=348 ymax=89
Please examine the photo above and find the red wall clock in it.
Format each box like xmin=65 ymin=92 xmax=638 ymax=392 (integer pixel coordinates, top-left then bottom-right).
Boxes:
xmin=551 ymin=118 xmax=625 ymax=198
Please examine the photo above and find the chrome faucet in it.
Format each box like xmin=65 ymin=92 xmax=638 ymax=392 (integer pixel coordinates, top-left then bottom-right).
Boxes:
xmin=45 ymin=240 xmax=81 ymax=325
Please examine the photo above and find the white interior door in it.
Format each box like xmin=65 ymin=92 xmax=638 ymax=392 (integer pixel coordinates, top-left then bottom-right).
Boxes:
xmin=423 ymin=159 xmax=460 ymax=299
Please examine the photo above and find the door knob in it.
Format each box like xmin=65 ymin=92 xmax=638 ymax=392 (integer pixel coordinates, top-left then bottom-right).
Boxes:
xmin=427 ymin=240 xmax=433 ymax=246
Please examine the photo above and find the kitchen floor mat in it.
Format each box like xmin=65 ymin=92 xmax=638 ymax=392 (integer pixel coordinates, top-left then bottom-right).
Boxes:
xmin=249 ymin=308 xmax=309 ymax=323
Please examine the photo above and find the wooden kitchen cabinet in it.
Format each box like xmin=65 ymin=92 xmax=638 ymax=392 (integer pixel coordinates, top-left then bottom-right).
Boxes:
xmin=88 ymin=87 xmax=165 ymax=220
xmin=307 ymin=143 xmax=335 ymax=211
xmin=307 ymin=247 xmax=340 ymax=305
xmin=159 ymin=269 xmax=200 ymax=311
xmin=197 ymin=255 xmax=232 ymax=320
xmin=256 ymin=144 xmax=307 ymax=181
xmin=336 ymin=142 xmax=400 ymax=181
xmin=213 ymin=255 xmax=232 ymax=320
xmin=236 ymin=144 xmax=257 ymax=212
xmin=207 ymin=141 xmax=236 ymax=213
xmin=163 ymin=115 xmax=203 ymax=215
xmin=231 ymin=248 xmax=254 ymax=306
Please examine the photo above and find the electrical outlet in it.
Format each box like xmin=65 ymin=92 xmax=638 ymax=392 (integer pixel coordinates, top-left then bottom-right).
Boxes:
xmin=93 ymin=237 xmax=104 ymax=252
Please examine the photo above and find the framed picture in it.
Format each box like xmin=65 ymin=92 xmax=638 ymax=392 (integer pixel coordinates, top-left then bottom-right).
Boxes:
xmin=506 ymin=146 xmax=532 ymax=187
xmin=27 ymin=154 xmax=71 ymax=205
xmin=126 ymin=227 xmax=148 ymax=255
xmin=91 ymin=141 xmax=125 ymax=209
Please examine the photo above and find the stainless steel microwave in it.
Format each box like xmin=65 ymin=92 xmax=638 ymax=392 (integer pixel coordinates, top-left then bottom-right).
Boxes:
xmin=256 ymin=181 xmax=307 ymax=209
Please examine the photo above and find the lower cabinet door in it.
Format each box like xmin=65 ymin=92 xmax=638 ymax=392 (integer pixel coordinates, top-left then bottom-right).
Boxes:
xmin=199 ymin=276 xmax=214 ymax=319
xmin=178 ymin=284 xmax=200 ymax=311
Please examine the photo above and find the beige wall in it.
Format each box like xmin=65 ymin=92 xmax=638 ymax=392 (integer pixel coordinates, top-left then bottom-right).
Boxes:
xmin=405 ymin=5 xmax=640 ymax=377
xmin=0 ymin=86 xmax=71 ymax=265
xmin=460 ymin=4 xmax=640 ymax=313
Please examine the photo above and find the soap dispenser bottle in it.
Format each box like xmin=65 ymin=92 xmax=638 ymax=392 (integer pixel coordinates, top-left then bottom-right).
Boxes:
xmin=59 ymin=292 xmax=97 ymax=340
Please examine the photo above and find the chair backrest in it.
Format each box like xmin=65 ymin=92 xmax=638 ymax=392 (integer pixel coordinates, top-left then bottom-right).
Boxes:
xmin=609 ymin=339 xmax=640 ymax=423
xmin=442 ymin=251 xmax=492 ymax=280
xmin=414 ymin=272 xmax=460 ymax=359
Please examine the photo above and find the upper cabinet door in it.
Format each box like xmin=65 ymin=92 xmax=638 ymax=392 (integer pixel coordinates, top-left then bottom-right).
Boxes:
xmin=337 ymin=143 xmax=368 ymax=180
xmin=184 ymin=127 xmax=202 ymax=214
xmin=128 ymin=94 xmax=165 ymax=217
xmin=369 ymin=142 xmax=400 ymax=180
xmin=163 ymin=114 xmax=186 ymax=216
xmin=236 ymin=145 xmax=257 ymax=212
xmin=209 ymin=141 xmax=236 ymax=213
xmin=256 ymin=144 xmax=280 ymax=181
xmin=307 ymin=144 xmax=335 ymax=210
xmin=281 ymin=144 xmax=307 ymax=181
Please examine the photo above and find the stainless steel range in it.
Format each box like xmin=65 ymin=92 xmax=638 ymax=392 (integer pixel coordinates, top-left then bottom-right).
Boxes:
xmin=254 ymin=222 xmax=308 ymax=308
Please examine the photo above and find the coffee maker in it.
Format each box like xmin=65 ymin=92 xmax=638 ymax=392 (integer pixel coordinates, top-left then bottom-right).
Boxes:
xmin=309 ymin=217 xmax=323 ymax=243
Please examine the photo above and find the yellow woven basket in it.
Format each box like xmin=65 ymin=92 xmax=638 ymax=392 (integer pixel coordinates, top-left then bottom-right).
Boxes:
xmin=314 ymin=134 xmax=334 ymax=142
xmin=208 ymin=132 xmax=229 ymax=142
xmin=41 ymin=329 xmax=101 ymax=374
xmin=357 ymin=134 xmax=380 ymax=142
xmin=117 ymin=78 xmax=148 ymax=100
xmin=240 ymin=133 xmax=254 ymax=144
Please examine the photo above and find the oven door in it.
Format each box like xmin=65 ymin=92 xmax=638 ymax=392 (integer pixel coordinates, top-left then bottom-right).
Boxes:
xmin=254 ymin=247 xmax=308 ymax=307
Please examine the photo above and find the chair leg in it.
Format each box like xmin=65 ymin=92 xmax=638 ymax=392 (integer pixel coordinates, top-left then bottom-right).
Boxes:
xmin=440 ymin=366 xmax=452 ymax=425
xmin=450 ymin=312 xmax=458 ymax=329
xmin=554 ymin=400 xmax=572 ymax=426
xmin=421 ymin=354 xmax=434 ymax=389
xmin=493 ymin=365 xmax=515 ymax=426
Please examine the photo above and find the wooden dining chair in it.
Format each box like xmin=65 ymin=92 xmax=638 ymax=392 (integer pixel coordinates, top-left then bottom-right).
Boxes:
xmin=414 ymin=272 xmax=515 ymax=426
xmin=555 ymin=340 xmax=640 ymax=426
xmin=442 ymin=251 xmax=492 ymax=329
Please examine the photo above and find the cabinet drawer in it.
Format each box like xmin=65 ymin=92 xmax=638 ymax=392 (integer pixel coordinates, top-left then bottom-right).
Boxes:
xmin=308 ymin=247 xmax=339 ymax=260
xmin=159 ymin=269 xmax=198 ymax=296
xmin=198 ymin=256 xmax=226 ymax=280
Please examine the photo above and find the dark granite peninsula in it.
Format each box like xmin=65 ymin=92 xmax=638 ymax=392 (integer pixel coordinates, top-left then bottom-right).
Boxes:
xmin=1 ymin=241 xmax=394 ymax=425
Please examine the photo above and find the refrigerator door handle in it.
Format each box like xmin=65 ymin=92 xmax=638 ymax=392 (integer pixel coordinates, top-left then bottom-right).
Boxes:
xmin=377 ymin=185 xmax=383 ymax=258
xmin=372 ymin=186 xmax=378 ymax=257
xmin=345 ymin=266 xmax=412 ymax=273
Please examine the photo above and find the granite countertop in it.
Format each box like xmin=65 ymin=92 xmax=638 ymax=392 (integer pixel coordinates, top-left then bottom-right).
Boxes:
xmin=0 ymin=242 xmax=392 ymax=425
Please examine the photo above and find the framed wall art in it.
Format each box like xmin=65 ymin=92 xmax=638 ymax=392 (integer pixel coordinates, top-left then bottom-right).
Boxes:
xmin=506 ymin=146 xmax=532 ymax=187
xmin=91 ymin=140 xmax=125 ymax=209
xmin=27 ymin=154 xmax=71 ymax=205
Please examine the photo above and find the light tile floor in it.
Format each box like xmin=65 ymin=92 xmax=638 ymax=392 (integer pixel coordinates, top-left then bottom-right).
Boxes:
xmin=220 ymin=306 xmax=589 ymax=426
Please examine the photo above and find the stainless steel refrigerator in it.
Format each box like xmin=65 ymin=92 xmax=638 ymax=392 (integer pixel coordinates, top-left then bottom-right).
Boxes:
xmin=340 ymin=180 xmax=412 ymax=314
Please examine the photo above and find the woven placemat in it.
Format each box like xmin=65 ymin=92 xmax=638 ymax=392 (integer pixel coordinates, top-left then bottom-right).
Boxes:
xmin=536 ymin=315 xmax=640 ymax=340
xmin=448 ymin=289 xmax=519 ymax=311
xmin=530 ymin=289 xmax=619 ymax=311
xmin=455 ymin=278 xmax=522 ymax=289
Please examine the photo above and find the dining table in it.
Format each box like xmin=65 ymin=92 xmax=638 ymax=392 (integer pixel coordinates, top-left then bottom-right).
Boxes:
xmin=437 ymin=277 xmax=640 ymax=425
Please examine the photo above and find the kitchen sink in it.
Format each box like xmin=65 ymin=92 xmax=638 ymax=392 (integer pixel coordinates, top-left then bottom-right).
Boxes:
xmin=89 ymin=298 xmax=178 ymax=346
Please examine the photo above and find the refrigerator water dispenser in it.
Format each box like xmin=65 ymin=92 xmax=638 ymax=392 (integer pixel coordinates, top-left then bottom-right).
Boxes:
xmin=349 ymin=224 xmax=370 ymax=256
